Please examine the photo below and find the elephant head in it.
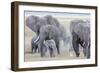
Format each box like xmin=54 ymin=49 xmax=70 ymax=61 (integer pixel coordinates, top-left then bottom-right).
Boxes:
xmin=26 ymin=15 xmax=47 ymax=35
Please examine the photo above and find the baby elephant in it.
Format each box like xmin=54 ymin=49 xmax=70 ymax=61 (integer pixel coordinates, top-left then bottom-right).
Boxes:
xmin=31 ymin=36 xmax=39 ymax=53
xmin=43 ymin=39 xmax=57 ymax=57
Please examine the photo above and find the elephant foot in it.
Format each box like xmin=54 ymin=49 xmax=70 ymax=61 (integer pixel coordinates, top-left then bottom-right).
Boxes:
xmin=40 ymin=53 xmax=45 ymax=57
xmin=57 ymin=51 xmax=60 ymax=55
xmin=31 ymin=50 xmax=36 ymax=54
xmin=41 ymin=55 xmax=44 ymax=57
xmin=31 ymin=50 xmax=34 ymax=53
xmin=50 ymin=54 xmax=55 ymax=57
xmin=87 ymin=55 xmax=90 ymax=59
xmin=58 ymin=53 xmax=60 ymax=55
xmin=76 ymin=53 xmax=80 ymax=57
xmin=31 ymin=51 xmax=33 ymax=53
xmin=85 ymin=54 xmax=90 ymax=59
xmin=50 ymin=55 xmax=55 ymax=57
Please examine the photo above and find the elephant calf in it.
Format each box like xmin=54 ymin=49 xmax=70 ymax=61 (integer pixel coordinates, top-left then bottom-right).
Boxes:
xmin=43 ymin=39 xmax=57 ymax=57
xmin=31 ymin=36 xmax=40 ymax=53
xmin=31 ymin=36 xmax=57 ymax=57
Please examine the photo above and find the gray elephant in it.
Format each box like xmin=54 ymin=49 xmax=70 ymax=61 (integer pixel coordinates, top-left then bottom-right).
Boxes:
xmin=43 ymin=39 xmax=57 ymax=57
xmin=44 ymin=15 xmax=60 ymax=27
xmin=70 ymin=20 xmax=90 ymax=58
xmin=31 ymin=36 xmax=40 ymax=53
xmin=26 ymin=15 xmax=47 ymax=35
xmin=38 ymin=25 xmax=60 ymax=57
xmin=26 ymin=15 xmax=61 ymax=35
xmin=37 ymin=25 xmax=67 ymax=57
xmin=31 ymin=36 xmax=57 ymax=57
xmin=26 ymin=15 xmax=67 ymax=57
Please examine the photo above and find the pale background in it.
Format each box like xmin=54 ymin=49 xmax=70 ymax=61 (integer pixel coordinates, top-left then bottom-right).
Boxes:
xmin=24 ymin=11 xmax=90 ymax=61
xmin=0 ymin=0 xmax=99 ymax=73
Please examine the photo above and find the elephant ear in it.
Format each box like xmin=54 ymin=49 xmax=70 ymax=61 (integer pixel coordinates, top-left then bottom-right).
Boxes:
xmin=25 ymin=16 xmax=39 ymax=33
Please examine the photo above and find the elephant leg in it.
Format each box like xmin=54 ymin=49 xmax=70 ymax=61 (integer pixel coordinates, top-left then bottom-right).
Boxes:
xmin=86 ymin=47 xmax=90 ymax=58
xmin=49 ymin=47 xmax=55 ymax=57
xmin=83 ymin=42 xmax=90 ymax=58
xmin=72 ymin=32 xmax=80 ymax=57
xmin=83 ymin=47 xmax=90 ymax=58
xmin=85 ymin=46 xmax=90 ymax=58
xmin=72 ymin=40 xmax=80 ymax=57
xmin=83 ymin=48 xmax=86 ymax=57
xmin=34 ymin=45 xmax=38 ymax=53
xmin=31 ymin=43 xmax=35 ymax=53
xmin=31 ymin=43 xmax=38 ymax=53
xmin=33 ymin=47 xmax=36 ymax=53
xmin=39 ymin=40 xmax=47 ymax=57
xmin=37 ymin=47 xmax=39 ymax=53
xmin=31 ymin=43 xmax=33 ymax=53
xmin=56 ymin=41 xmax=60 ymax=54
xmin=40 ymin=43 xmax=45 ymax=57
xmin=31 ymin=36 xmax=40 ymax=53
xmin=87 ymin=44 xmax=90 ymax=58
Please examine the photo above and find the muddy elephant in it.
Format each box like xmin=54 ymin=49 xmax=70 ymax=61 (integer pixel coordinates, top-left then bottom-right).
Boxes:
xmin=70 ymin=20 xmax=90 ymax=58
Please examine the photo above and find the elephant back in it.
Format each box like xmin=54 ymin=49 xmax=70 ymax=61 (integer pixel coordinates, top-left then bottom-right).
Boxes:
xmin=44 ymin=15 xmax=60 ymax=27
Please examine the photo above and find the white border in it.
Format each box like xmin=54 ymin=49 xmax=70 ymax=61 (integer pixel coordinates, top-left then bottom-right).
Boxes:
xmin=18 ymin=5 xmax=96 ymax=68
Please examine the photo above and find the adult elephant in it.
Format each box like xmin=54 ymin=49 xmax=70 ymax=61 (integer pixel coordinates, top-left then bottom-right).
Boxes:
xmin=25 ymin=15 xmax=60 ymax=35
xmin=26 ymin=15 xmax=67 ymax=56
xmin=70 ymin=20 xmax=90 ymax=58
xmin=38 ymin=25 xmax=67 ymax=57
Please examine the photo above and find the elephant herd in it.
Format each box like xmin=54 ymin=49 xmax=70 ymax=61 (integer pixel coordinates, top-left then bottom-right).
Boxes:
xmin=26 ymin=15 xmax=90 ymax=58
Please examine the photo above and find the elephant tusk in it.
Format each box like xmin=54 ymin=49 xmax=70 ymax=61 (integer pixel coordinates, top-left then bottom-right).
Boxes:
xmin=82 ymin=42 xmax=85 ymax=46
xmin=34 ymin=36 xmax=40 ymax=43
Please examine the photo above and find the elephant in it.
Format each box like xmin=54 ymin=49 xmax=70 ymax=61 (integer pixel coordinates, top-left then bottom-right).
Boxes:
xmin=26 ymin=15 xmax=47 ymax=35
xmin=70 ymin=19 xmax=90 ymax=58
xmin=43 ymin=39 xmax=57 ymax=57
xmin=31 ymin=36 xmax=40 ymax=53
xmin=26 ymin=15 xmax=68 ymax=57
xmin=26 ymin=15 xmax=61 ymax=35
xmin=44 ymin=15 xmax=60 ymax=27
xmin=31 ymin=36 xmax=57 ymax=57
xmin=37 ymin=25 xmax=67 ymax=57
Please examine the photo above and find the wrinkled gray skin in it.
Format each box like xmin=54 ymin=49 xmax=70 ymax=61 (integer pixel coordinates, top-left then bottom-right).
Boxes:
xmin=70 ymin=20 xmax=90 ymax=58
xmin=44 ymin=15 xmax=60 ymax=27
xmin=43 ymin=39 xmax=57 ymax=57
xmin=26 ymin=15 xmax=67 ymax=57
xmin=26 ymin=16 xmax=47 ymax=35
xmin=31 ymin=36 xmax=57 ymax=57
xmin=38 ymin=25 xmax=66 ymax=57
xmin=26 ymin=15 xmax=60 ymax=35
xmin=31 ymin=36 xmax=40 ymax=53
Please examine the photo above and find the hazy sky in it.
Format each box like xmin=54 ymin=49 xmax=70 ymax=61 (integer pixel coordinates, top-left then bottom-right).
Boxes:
xmin=24 ymin=10 xmax=90 ymax=18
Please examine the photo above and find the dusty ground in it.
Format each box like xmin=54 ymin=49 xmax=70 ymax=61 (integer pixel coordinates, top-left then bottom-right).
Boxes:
xmin=24 ymin=35 xmax=86 ymax=62
xmin=25 ymin=48 xmax=86 ymax=62
xmin=24 ymin=16 xmax=89 ymax=62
